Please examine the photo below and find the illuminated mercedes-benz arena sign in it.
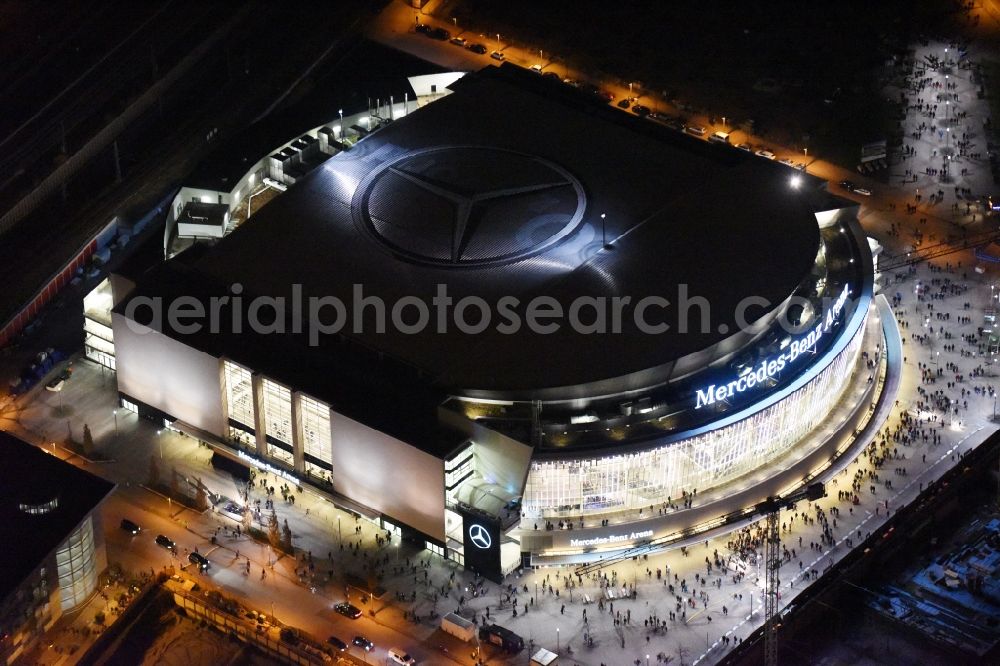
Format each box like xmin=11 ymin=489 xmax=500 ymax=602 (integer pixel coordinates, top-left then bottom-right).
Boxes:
xmin=109 ymin=63 xmax=888 ymax=575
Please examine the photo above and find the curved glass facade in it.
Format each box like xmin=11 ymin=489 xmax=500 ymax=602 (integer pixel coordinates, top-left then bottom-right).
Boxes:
xmin=523 ymin=310 xmax=867 ymax=518
xmin=56 ymin=517 xmax=97 ymax=610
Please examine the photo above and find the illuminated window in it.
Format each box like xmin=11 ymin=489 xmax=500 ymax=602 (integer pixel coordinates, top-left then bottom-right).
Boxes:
xmin=224 ymin=361 xmax=254 ymax=430
xmin=262 ymin=378 xmax=293 ymax=465
xmin=300 ymin=394 xmax=332 ymax=474
xmin=19 ymin=497 xmax=59 ymax=515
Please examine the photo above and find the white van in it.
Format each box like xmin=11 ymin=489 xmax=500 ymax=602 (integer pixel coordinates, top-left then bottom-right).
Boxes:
xmin=388 ymin=648 xmax=417 ymax=665
xmin=684 ymin=125 xmax=707 ymax=137
xmin=709 ymin=131 xmax=731 ymax=144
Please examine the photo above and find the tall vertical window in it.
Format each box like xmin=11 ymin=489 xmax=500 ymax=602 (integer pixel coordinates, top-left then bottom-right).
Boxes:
xmin=224 ymin=361 xmax=254 ymax=430
xmin=56 ymin=517 xmax=97 ymax=610
xmin=300 ymin=394 xmax=332 ymax=476
xmin=262 ymin=378 xmax=293 ymax=464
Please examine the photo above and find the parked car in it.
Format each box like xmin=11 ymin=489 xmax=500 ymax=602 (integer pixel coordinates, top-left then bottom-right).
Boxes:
xmin=631 ymin=104 xmax=650 ymax=117
xmin=839 ymin=179 xmax=871 ymax=195
xmin=353 ymin=636 xmax=374 ymax=651
xmin=617 ymin=98 xmax=631 ymax=108
xmin=388 ymin=648 xmax=418 ymax=665
xmin=736 ymin=143 xmax=752 ymax=152
xmin=467 ymin=43 xmax=487 ymax=54
xmin=489 ymin=51 xmax=505 ymax=61
xmin=449 ymin=37 xmax=467 ymax=47
xmin=415 ymin=23 xmax=431 ymax=34
xmin=427 ymin=27 xmax=449 ymax=41
xmin=334 ymin=602 xmax=362 ymax=619
xmin=188 ymin=552 xmax=209 ymax=571
xmin=755 ymin=149 xmax=776 ymax=160
xmin=155 ymin=534 xmax=176 ymax=551
xmin=327 ymin=636 xmax=348 ymax=652
xmin=529 ymin=64 xmax=543 ymax=74
xmin=120 ymin=519 xmax=141 ymax=535
xmin=648 ymin=112 xmax=684 ymax=131
xmin=280 ymin=627 xmax=300 ymax=645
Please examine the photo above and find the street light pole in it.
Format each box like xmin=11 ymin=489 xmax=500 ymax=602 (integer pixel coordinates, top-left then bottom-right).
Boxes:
xmin=557 ymin=627 xmax=560 ymax=654
xmin=496 ymin=33 xmax=501 ymax=52
xmin=113 ymin=409 xmax=118 ymax=439
xmin=338 ymin=109 xmax=344 ymax=141
xmin=600 ymin=212 xmax=607 ymax=248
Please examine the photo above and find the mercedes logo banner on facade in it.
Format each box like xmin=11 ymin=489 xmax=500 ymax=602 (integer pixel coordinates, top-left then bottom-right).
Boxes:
xmin=458 ymin=507 xmax=503 ymax=583
xmin=468 ymin=523 xmax=493 ymax=549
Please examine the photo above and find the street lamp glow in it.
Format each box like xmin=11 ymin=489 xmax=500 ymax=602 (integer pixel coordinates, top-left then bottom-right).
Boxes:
xmin=789 ymin=175 xmax=802 ymax=189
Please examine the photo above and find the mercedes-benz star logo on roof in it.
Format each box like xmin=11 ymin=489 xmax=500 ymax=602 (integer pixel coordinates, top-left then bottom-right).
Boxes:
xmin=352 ymin=146 xmax=587 ymax=268
xmin=468 ymin=523 xmax=492 ymax=550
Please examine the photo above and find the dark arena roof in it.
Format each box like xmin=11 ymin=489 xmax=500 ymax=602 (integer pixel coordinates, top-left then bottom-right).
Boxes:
xmin=125 ymin=64 xmax=822 ymax=405
xmin=0 ymin=432 xmax=114 ymax=600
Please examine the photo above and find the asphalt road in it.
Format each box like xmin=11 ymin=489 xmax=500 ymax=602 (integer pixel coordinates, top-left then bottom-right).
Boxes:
xmin=99 ymin=485 xmax=446 ymax=666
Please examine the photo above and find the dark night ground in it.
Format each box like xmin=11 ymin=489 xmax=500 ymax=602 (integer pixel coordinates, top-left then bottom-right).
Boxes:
xmin=447 ymin=0 xmax=970 ymax=167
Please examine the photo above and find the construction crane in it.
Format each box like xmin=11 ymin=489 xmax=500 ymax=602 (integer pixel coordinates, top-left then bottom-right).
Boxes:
xmin=571 ymin=479 xmax=824 ymax=664
xmin=756 ymin=481 xmax=827 ymax=666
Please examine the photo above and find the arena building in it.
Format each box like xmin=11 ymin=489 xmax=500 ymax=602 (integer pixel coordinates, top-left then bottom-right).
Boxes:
xmin=96 ymin=63 xmax=890 ymax=580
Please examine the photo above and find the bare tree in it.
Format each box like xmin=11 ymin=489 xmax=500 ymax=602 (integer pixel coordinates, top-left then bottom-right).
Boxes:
xmin=281 ymin=519 xmax=293 ymax=552
xmin=268 ymin=509 xmax=280 ymax=549
xmin=81 ymin=423 xmax=94 ymax=455
xmin=242 ymin=499 xmax=253 ymax=532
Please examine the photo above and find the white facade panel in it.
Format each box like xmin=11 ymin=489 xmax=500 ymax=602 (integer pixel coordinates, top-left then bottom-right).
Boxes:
xmin=329 ymin=412 xmax=445 ymax=542
xmin=112 ymin=312 xmax=225 ymax=437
